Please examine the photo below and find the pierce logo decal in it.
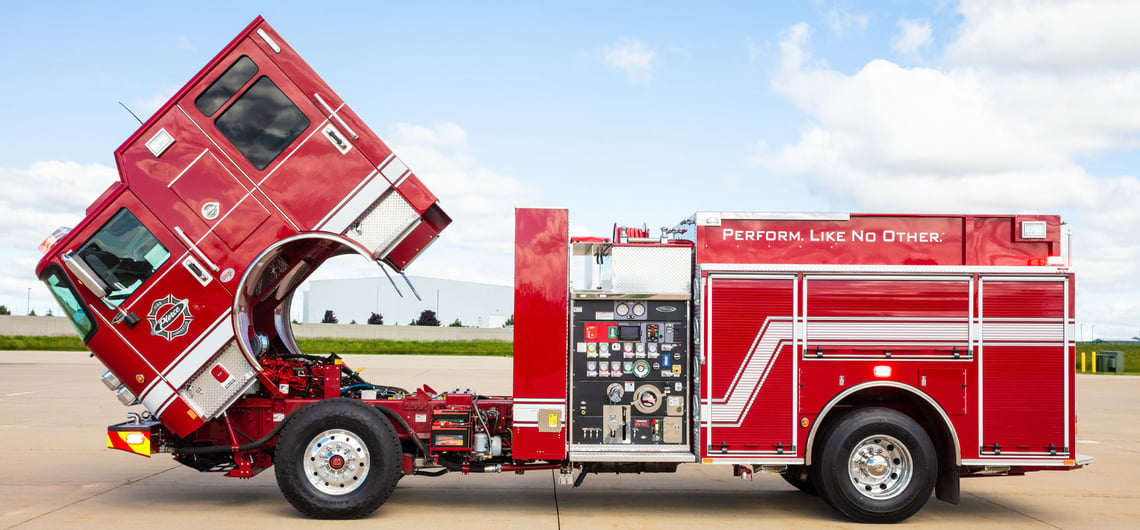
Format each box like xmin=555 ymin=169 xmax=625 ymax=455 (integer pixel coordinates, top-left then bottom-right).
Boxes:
xmin=148 ymin=295 xmax=193 ymax=340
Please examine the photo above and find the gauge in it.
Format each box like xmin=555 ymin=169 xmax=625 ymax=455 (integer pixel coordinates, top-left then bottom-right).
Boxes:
xmin=632 ymin=302 xmax=646 ymax=317
xmin=615 ymin=303 xmax=630 ymax=316
xmin=632 ymin=359 xmax=651 ymax=378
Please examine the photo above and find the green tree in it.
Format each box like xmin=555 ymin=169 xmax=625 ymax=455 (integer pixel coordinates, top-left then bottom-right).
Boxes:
xmin=503 ymin=314 xmax=514 ymax=327
xmin=321 ymin=310 xmax=338 ymax=324
xmin=416 ymin=310 xmax=440 ymax=327
xmin=367 ymin=312 xmax=383 ymax=325
xmin=449 ymin=318 xmax=464 ymax=327
xmin=0 ymin=305 xmax=10 ymax=315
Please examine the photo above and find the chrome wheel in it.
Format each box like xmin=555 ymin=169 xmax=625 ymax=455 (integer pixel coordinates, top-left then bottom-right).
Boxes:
xmin=847 ymin=434 xmax=912 ymax=500
xmin=303 ymin=428 xmax=370 ymax=495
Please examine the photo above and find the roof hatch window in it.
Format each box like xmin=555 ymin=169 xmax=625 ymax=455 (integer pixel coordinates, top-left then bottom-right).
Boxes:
xmin=214 ymin=76 xmax=310 ymax=170
xmin=195 ymin=55 xmax=258 ymax=117
xmin=77 ymin=209 xmax=171 ymax=303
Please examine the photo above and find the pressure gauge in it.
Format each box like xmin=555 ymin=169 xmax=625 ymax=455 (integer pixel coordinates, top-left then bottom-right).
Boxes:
xmin=615 ymin=303 xmax=630 ymax=317
xmin=632 ymin=302 xmax=646 ymax=317
xmin=632 ymin=359 xmax=651 ymax=378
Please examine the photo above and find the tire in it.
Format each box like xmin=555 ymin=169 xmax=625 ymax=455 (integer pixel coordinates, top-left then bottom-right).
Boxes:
xmin=781 ymin=465 xmax=817 ymax=495
xmin=274 ymin=398 xmax=402 ymax=519
xmin=812 ymin=408 xmax=936 ymax=524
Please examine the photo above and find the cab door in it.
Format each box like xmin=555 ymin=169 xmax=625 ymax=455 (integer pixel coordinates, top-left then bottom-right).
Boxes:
xmin=178 ymin=36 xmax=380 ymax=232
xmin=72 ymin=191 xmax=243 ymax=426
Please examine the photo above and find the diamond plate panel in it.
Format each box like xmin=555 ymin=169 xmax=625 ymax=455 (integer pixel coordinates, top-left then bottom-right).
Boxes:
xmin=178 ymin=340 xmax=256 ymax=420
xmin=611 ymin=246 xmax=691 ymax=294
xmin=346 ymin=191 xmax=419 ymax=258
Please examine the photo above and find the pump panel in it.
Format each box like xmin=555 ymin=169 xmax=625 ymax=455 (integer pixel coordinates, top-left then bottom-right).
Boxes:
xmin=569 ymin=297 xmax=693 ymax=461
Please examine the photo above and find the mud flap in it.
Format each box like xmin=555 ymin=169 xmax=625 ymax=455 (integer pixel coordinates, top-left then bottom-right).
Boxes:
xmin=936 ymin=464 xmax=960 ymax=504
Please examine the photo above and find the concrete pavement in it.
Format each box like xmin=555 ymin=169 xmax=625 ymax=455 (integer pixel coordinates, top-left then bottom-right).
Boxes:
xmin=1 ymin=351 xmax=1136 ymax=529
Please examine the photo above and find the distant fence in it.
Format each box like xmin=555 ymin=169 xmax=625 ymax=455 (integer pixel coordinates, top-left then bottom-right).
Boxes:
xmin=0 ymin=315 xmax=513 ymax=342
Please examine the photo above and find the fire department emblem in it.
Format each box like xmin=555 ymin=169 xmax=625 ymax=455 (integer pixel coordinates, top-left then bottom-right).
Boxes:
xmin=148 ymin=295 xmax=193 ymax=340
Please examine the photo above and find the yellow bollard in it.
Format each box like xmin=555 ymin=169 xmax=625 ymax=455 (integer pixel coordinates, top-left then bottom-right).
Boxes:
xmin=1092 ymin=351 xmax=1096 ymax=373
xmin=1081 ymin=352 xmax=1085 ymax=372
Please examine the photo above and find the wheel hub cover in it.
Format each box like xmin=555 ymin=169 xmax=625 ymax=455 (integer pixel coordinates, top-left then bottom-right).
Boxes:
xmin=302 ymin=428 xmax=370 ymax=495
xmin=847 ymin=434 xmax=913 ymax=500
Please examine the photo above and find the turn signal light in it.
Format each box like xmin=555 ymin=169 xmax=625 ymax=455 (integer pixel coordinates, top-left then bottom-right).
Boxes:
xmin=873 ymin=365 xmax=892 ymax=378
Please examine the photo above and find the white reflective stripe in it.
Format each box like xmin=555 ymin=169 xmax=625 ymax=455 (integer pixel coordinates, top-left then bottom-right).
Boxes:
xmin=164 ymin=318 xmax=236 ymax=388
xmin=380 ymin=157 xmax=408 ymax=183
xmin=318 ymin=171 xmax=392 ymax=233
xmin=512 ymin=402 xmax=566 ymax=423
xmin=980 ymin=321 xmax=1065 ymax=342
xmin=807 ymin=320 xmax=969 ymax=342
xmin=141 ymin=382 xmax=176 ymax=415
xmin=702 ymin=263 xmax=1068 ymax=274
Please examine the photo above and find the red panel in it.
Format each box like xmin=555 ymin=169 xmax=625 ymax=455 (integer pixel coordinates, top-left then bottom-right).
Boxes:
xmin=981 ymin=346 xmax=1065 ymax=451
xmin=807 ymin=279 xmax=969 ymax=318
xmin=396 ymin=174 xmax=440 ymax=215
xmin=982 ymin=280 xmax=1065 ymax=319
xmin=919 ymin=368 xmax=967 ymax=415
xmin=699 ymin=216 xmax=964 ymax=266
xmin=170 ymin=153 xmax=270 ymax=250
xmin=383 ymin=222 xmax=439 ymax=271
xmin=512 ymin=208 xmax=568 ymax=460
xmin=968 ymin=217 xmax=1061 ymax=265
xmin=980 ymin=278 xmax=1068 ymax=455
xmin=695 ymin=214 xmax=1061 ymax=267
xmin=706 ymin=276 xmax=795 ymax=456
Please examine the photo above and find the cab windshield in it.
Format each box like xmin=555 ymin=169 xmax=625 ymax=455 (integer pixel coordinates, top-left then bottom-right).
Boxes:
xmin=42 ymin=267 xmax=95 ymax=342
xmin=76 ymin=208 xmax=171 ymax=303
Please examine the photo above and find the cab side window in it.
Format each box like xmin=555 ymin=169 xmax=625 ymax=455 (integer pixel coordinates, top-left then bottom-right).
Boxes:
xmin=77 ymin=209 xmax=171 ymax=303
xmin=214 ymin=76 xmax=311 ymax=170
xmin=195 ymin=55 xmax=258 ymax=116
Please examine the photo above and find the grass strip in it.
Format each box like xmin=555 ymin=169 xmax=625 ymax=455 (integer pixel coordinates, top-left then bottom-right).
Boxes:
xmin=0 ymin=335 xmax=511 ymax=357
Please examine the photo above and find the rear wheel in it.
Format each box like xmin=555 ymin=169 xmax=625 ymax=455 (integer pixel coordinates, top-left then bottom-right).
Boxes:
xmin=274 ymin=398 xmax=401 ymax=519
xmin=813 ymin=408 xmax=936 ymax=523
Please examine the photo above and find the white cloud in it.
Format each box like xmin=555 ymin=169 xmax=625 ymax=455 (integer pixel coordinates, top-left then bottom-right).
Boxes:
xmin=368 ymin=122 xmax=538 ymax=283
xmin=602 ymin=38 xmax=656 ymax=83
xmin=760 ymin=8 xmax=1140 ymax=338
xmin=947 ymin=0 xmax=1140 ymax=72
xmin=819 ymin=3 xmax=869 ymax=36
xmin=0 ymin=162 xmax=118 ymax=314
xmin=890 ymin=18 xmax=933 ymax=62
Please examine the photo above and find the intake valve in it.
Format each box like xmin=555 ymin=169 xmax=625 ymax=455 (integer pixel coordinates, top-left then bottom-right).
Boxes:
xmin=606 ymin=383 xmax=624 ymax=403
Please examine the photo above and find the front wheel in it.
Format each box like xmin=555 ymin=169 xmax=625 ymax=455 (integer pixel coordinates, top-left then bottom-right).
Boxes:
xmin=813 ymin=408 xmax=936 ymax=524
xmin=274 ymin=398 xmax=402 ymax=519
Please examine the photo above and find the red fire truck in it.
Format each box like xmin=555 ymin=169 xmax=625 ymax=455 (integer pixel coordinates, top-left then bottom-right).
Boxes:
xmin=35 ymin=17 xmax=1089 ymax=524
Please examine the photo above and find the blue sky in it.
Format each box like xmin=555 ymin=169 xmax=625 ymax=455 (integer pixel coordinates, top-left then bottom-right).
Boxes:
xmin=3 ymin=1 xmax=1140 ymax=339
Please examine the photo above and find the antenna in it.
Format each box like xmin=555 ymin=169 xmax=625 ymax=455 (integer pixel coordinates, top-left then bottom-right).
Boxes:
xmin=118 ymin=101 xmax=144 ymax=125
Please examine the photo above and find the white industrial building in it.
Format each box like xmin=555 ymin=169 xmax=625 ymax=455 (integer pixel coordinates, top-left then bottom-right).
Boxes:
xmin=302 ymin=276 xmax=513 ymax=327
